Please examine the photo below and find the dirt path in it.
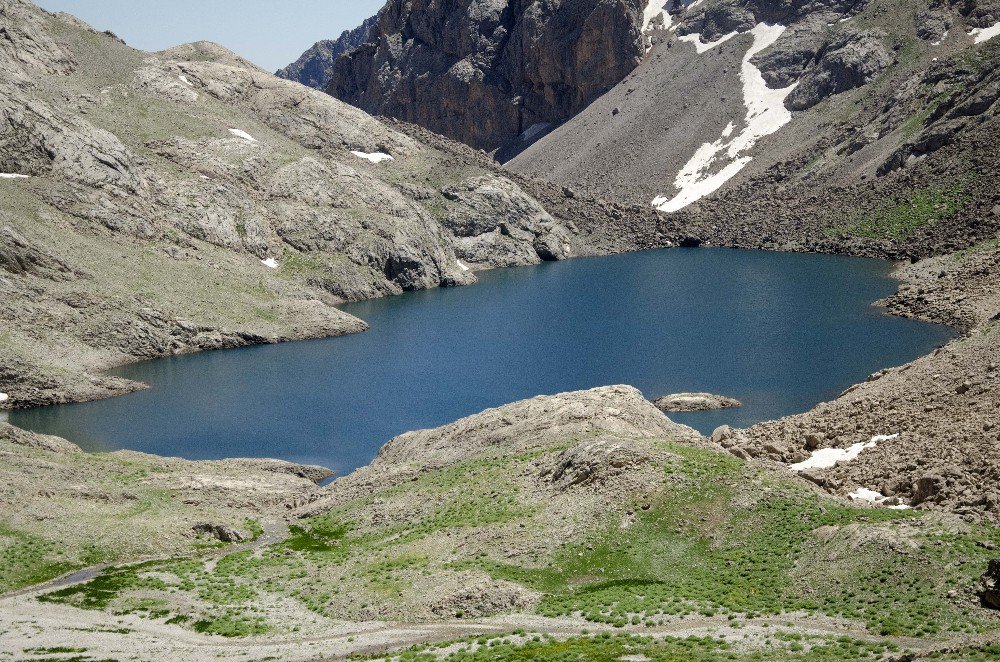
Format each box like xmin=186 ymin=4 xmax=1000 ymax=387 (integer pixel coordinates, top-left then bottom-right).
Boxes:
xmin=1 ymin=518 xmax=290 ymax=601
xmin=2 ymin=519 xmax=995 ymax=661
xmin=1 ymin=585 xmax=994 ymax=661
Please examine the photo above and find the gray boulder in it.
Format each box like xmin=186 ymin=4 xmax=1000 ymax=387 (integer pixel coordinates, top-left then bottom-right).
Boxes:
xmin=193 ymin=522 xmax=249 ymax=543
xmin=981 ymin=559 xmax=1000 ymax=610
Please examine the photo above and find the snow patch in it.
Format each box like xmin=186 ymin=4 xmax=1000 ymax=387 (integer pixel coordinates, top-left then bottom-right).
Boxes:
xmin=0 ymin=173 xmax=29 ymax=179
xmin=654 ymin=24 xmax=796 ymax=213
xmin=643 ymin=0 xmax=673 ymax=33
xmin=0 ymin=393 xmax=8 ymax=403
xmin=931 ymin=30 xmax=948 ymax=46
xmin=969 ymin=22 xmax=1000 ymax=44
xmin=789 ymin=433 xmax=895 ymax=471
xmin=848 ymin=487 xmax=912 ymax=510
xmin=678 ymin=30 xmax=739 ymax=53
xmin=456 ymin=260 xmax=470 ymax=272
xmin=789 ymin=441 xmax=875 ymax=471
xmin=228 ymin=128 xmax=258 ymax=143
xmin=351 ymin=151 xmax=394 ymax=164
xmin=178 ymin=74 xmax=194 ymax=87
xmin=261 ymin=258 xmax=279 ymax=269
xmin=521 ymin=123 xmax=551 ymax=142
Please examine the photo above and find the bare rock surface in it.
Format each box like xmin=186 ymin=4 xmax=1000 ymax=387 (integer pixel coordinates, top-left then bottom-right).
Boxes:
xmin=326 ymin=0 xmax=647 ymax=151
xmin=653 ymin=392 xmax=742 ymax=412
xmin=276 ymin=13 xmax=380 ymax=89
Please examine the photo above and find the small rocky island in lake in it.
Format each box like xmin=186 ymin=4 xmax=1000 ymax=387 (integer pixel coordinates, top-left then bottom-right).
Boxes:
xmin=653 ymin=392 xmax=743 ymax=412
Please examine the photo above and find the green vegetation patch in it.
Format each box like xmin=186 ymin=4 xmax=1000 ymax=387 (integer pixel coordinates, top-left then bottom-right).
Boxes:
xmin=463 ymin=443 xmax=1000 ymax=638
xmin=0 ymin=525 xmax=76 ymax=593
xmin=372 ymin=632 xmax=898 ymax=661
xmin=829 ymin=183 xmax=970 ymax=240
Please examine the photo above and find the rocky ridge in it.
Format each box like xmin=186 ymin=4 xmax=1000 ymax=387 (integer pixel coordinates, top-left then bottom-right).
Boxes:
xmin=276 ymin=13 xmax=380 ymax=90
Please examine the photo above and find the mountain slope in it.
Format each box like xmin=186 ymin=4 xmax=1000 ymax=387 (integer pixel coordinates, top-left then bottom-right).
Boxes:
xmin=0 ymin=0 xmax=613 ymax=408
xmin=276 ymin=12 xmax=380 ymax=89
xmin=509 ymin=0 xmax=1000 ymax=258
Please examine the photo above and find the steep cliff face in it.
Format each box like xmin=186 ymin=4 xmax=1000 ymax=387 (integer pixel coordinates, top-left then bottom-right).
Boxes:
xmin=326 ymin=0 xmax=648 ymax=151
xmin=276 ymin=13 xmax=380 ymax=89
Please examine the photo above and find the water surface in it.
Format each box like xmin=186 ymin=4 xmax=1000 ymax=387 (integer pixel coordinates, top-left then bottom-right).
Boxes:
xmin=11 ymin=248 xmax=954 ymax=475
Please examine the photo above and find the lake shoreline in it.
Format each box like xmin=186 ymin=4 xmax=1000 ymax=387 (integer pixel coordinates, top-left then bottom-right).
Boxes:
xmin=7 ymin=246 xmax=960 ymax=476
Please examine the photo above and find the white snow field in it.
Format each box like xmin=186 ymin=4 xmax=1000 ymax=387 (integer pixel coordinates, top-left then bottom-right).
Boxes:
xmin=654 ymin=23 xmax=796 ymax=212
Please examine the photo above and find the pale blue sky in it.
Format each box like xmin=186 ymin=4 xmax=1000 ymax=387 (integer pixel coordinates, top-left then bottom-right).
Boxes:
xmin=35 ymin=0 xmax=385 ymax=72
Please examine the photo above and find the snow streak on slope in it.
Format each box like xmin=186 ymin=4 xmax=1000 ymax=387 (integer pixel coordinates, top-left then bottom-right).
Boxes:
xmin=653 ymin=24 xmax=796 ymax=213
xmin=677 ymin=30 xmax=739 ymax=53
xmin=969 ymin=22 xmax=1000 ymax=44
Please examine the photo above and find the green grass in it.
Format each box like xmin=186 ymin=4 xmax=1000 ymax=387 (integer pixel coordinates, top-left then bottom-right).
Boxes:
xmin=0 ymin=525 xmax=76 ymax=593
xmin=32 ymin=440 xmax=1000 ymax=642
xmin=828 ymin=183 xmax=970 ymax=240
xmin=460 ymin=444 xmax=999 ymax=638
xmin=373 ymin=632 xmax=899 ymax=661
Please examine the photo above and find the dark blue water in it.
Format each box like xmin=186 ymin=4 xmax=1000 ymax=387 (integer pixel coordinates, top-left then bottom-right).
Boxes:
xmin=9 ymin=248 xmax=953 ymax=476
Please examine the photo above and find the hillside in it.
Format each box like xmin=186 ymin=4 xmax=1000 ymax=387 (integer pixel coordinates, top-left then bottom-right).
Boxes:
xmin=0 ymin=0 xmax=638 ymax=409
xmin=509 ymin=0 xmax=1000 ymax=258
xmin=4 ymin=387 xmax=1000 ymax=659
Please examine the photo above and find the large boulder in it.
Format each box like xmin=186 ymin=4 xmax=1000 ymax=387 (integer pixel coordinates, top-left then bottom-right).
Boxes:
xmin=980 ymin=559 xmax=1000 ymax=610
xmin=654 ymin=392 xmax=742 ymax=412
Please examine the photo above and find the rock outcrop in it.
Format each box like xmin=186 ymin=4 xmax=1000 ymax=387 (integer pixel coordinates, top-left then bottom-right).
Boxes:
xmin=276 ymin=13 xmax=380 ymax=89
xmin=981 ymin=559 xmax=1000 ymax=610
xmin=653 ymin=392 xmax=742 ymax=412
xmin=326 ymin=0 xmax=648 ymax=151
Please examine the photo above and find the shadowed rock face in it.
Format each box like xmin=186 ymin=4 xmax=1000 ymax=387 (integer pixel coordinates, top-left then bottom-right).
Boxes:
xmin=326 ymin=0 xmax=647 ymax=151
xmin=276 ymin=13 xmax=380 ymax=89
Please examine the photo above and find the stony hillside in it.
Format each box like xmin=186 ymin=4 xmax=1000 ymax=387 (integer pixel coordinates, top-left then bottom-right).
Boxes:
xmin=325 ymin=0 xmax=651 ymax=152
xmin=4 ymin=387 xmax=1000 ymax=659
xmin=0 ymin=0 xmax=625 ymax=409
xmin=510 ymin=0 xmax=1000 ymax=259
xmin=276 ymin=12 xmax=380 ymax=89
